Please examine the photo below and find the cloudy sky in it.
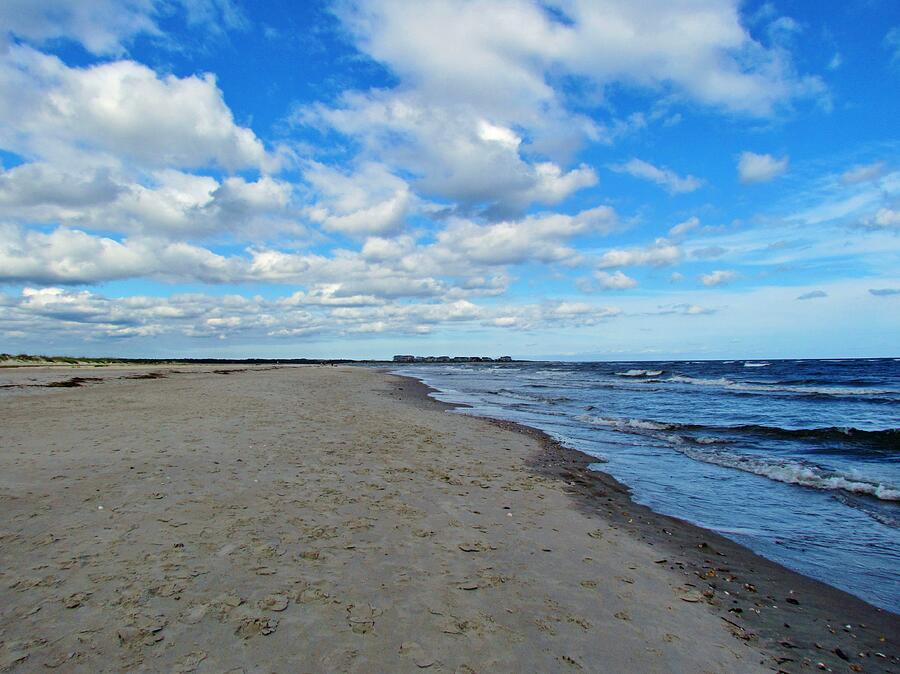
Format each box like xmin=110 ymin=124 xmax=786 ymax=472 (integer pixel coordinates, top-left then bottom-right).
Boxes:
xmin=1 ymin=0 xmax=898 ymax=359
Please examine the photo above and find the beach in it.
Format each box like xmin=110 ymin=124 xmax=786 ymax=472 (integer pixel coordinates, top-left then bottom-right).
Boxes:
xmin=0 ymin=365 xmax=896 ymax=673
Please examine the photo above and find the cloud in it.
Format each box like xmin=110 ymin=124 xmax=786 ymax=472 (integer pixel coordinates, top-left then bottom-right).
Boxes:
xmin=886 ymin=27 xmax=900 ymax=65
xmin=0 ymin=225 xmax=238 ymax=285
xmin=0 ymin=0 xmax=246 ymax=56
xmin=691 ymin=246 xmax=727 ymax=259
xmin=295 ymin=0 xmax=822 ymax=215
xmin=668 ymin=216 xmax=700 ymax=238
xmin=593 ymin=270 xmax=638 ymax=290
xmin=610 ymin=158 xmax=702 ymax=193
xmin=700 ymin=269 xmax=736 ymax=286
xmin=0 ymin=46 xmax=273 ymax=172
xmin=654 ymin=303 xmax=715 ymax=315
xmin=0 ymin=165 xmax=298 ymax=239
xmin=840 ymin=161 xmax=885 ymax=185
xmin=335 ymin=0 xmax=823 ymax=118
xmin=737 ymin=151 xmax=789 ymax=184
xmin=797 ymin=290 xmax=827 ymax=300
xmin=299 ymin=91 xmax=597 ymax=215
xmin=0 ymin=285 xmax=504 ymax=344
xmin=596 ymin=239 xmax=682 ymax=268
xmin=303 ymin=161 xmax=412 ymax=236
xmin=869 ymin=288 xmax=900 ymax=296
xmin=861 ymin=208 xmax=900 ymax=230
xmin=431 ymin=206 xmax=617 ymax=267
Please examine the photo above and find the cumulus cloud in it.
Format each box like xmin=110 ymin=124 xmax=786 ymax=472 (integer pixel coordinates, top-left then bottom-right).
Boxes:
xmin=0 ymin=165 xmax=298 ymax=239
xmin=0 ymin=225 xmax=238 ymax=285
xmin=596 ymin=239 xmax=682 ymax=268
xmin=296 ymin=0 xmax=821 ymax=214
xmin=737 ymin=151 xmax=789 ymax=184
xmin=430 ymin=206 xmax=617 ymax=267
xmin=303 ymin=162 xmax=412 ymax=236
xmin=700 ymin=269 xmax=737 ymax=286
xmin=797 ymin=290 xmax=827 ymax=300
xmin=0 ymin=46 xmax=273 ymax=172
xmin=0 ymin=286 xmax=496 ymax=344
xmin=335 ymin=0 xmax=823 ymax=118
xmin=593 ymin=270 xmax=638 ymax=290
xmin=611 ymin=158 xmax=702 ymax=193
xmin=861 ymin=207 xmax=900 ymax=230
xmin=299 ymin=91 xmax=597 ymax=215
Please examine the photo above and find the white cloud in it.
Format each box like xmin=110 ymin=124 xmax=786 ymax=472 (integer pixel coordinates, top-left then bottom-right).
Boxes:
xmin=303 ymin=162 xmax=412 ymax=235
xmin=431 ymin=206 xmax=617 ymax=267
xmin=299 ymin=91 xmax=596 ymax=214
xmin=596 ymin=239 xmax=682 ymax=268
xmin=0 ymin=165 xmax=298 ymax=238
xmin=297 ymin=0 xmax=821 ymax=215
xmin=668 ymin=216 xmax=700 ymax=238
xmin=336 ymin=0 xmax=823 ymax=118
xmin=611 ymin=158 xmax=703 ymax=193
xmin=0 ymin=0 xmax=246 ymax=56
xmin=700 ymin=269 xmax=737 ymax=286
xmin=737 ymin=151 xmax=789 ymax=184
xmin=862 ymin=207 xmax=900 ymax=230
xmin=0 ymin=225 xmax=237 ymax=285
xmin=0 ymin=46 xmax=273 ymax=172
xmin=594 ymin=270 xmax=638 ymax=290
xmin=840 ymin=161 xmax=885 ymax=185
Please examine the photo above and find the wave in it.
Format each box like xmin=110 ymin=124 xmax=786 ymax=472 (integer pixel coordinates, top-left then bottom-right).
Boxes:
xmin=665 ymin=375 xmax=899 ymax=399
xmin=577 ymin=415 xmax=675 ymax=432
xmin=577 ymin=414 xmax=899 ymax=449
xmin=744 ymin=362 xmax=770 ymax=367
xmin=674 ymin=446 xmax=900 ymax=502
xmin=615 ymin=369 xmax=664 ymax=377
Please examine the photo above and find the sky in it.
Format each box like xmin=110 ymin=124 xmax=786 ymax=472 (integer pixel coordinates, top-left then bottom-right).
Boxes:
xmin=0 ymin=0 xmax=898 ymax=360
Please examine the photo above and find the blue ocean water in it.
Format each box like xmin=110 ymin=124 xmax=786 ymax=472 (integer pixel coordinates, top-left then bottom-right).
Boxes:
xmin=394 ymin=359 xmax=900 ymax=613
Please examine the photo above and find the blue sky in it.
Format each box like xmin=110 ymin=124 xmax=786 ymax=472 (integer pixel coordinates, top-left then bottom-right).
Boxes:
xmin=0 ymin=0 xmax=898 ymax=360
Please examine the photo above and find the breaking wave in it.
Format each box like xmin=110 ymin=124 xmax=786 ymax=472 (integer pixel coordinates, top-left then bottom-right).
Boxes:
xmin=615 ymin=369 xmax=664 ymax=377
xmin=674 ymin=446 xmax=900 ymax=502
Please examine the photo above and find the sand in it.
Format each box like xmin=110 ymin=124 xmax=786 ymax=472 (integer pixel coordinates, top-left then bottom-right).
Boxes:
xmin=0 ymin=365 xmax=895 ymax=673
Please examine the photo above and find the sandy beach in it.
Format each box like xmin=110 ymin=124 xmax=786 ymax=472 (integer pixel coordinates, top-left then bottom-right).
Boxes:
xmin=0 ymin=365 xmax=896 ymax=673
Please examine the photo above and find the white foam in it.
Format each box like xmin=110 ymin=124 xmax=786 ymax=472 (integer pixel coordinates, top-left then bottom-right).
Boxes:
xmin=667 ymin=375 xmax=897 ymax=398
xmin=616 ymin=369 xmax=664 ymax=377
xmin=676 ymin=447 xmax=900 ymax=501
xmin=577 ymin=415 xmax=672 ymax=431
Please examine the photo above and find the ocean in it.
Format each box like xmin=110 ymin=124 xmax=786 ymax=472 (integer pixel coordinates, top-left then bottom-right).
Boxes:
xmin=394 ymin=358 xmax=900 ymax=613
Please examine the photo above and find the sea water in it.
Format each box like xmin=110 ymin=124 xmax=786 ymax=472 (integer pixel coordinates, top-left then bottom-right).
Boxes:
xmin=395 ymin=359 xmax=900 ymax=613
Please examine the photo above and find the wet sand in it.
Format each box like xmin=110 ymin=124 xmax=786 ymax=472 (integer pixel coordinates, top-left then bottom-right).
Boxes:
xmin=0 ymin=365 xmax=896 ymax=673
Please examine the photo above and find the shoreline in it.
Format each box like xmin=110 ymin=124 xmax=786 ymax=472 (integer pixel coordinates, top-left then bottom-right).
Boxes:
xmin=0 ymin=364 xmax=895 ymax=673
xmin=388 ymin=369 xmax=899 ymax=671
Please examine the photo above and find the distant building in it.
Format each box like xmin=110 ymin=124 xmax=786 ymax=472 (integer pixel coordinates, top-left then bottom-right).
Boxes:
xmin=393 ymin=355 xmax=415 ymax=362
xmin=498 ymin=356 xmax=513 ymax=362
